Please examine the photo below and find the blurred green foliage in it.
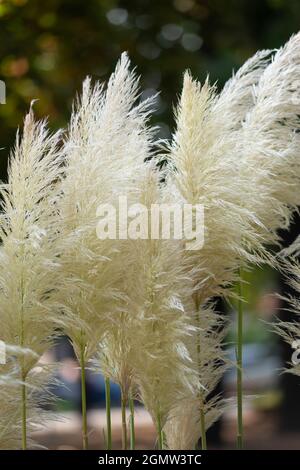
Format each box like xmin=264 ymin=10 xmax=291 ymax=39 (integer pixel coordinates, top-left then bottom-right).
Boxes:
xmin=0 ymin=0 xmax=300 ymax=178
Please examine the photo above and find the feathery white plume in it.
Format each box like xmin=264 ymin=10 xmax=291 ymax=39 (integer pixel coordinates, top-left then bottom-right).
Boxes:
xmin=85 ymin=64 xmax=197 ymax=442
xmin=273 ymin=217 xmax=300 ymax=377
xmin=58 ymin=53 xmax=155 ymax=372
xmin=162 ymin=66 xmax=273 ymax=448
xmin=0 ymin=110 xmax=63 ymax=448
xmin=115 ymin=167 xmax=196 ymax=437
xmin=240 ymin=33 xmax=300 ymax=242
xmin=164 ymin=33 xmax=300 ymax=448
xmin=213 ymin=49 xmax=273 ymax=133
xmin=57 ymin=54 xmax=158 ymax=451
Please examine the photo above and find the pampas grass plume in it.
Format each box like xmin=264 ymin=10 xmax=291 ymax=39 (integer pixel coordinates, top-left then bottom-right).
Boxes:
xmin=0 ymin=109 xmax=63 ymax=448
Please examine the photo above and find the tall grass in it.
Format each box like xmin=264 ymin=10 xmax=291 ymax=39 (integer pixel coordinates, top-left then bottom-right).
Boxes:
xmin=0 ymin=33 xmax=300 ymax=450
xmin=0 ymin=110 xmax=63 ymax=449
xmin=56 ymin=53 xmax=155 ymax=448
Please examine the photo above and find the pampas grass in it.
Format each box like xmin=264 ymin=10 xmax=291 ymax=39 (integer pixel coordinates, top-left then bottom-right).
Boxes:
xmin=240 ymin=33 xmax=300 ymax=243
xmin=164 ymin=32 xmax=300 ymax=448
xmin=0 ymin=356 xmax=27 ymax=449
xmin=163 ymin=70 xmax=267 ymax=449
xmin=0 ymin=110 xmax=63 ymax=448
xmin=164 ymin=303 xmax=227 ymax=450
xmin=273 ymin=257 xmax=300 ymax=375
xmin=93 ymin=161 xmax=197 ymax=449
xmin=57 ymin=53 xmax=155 ymax=449
xmin=213 ymin=49 xmax=273 ymax=134
xmin=273 ymin=237 xmax=300 ymax=378
xmin=234 ymin=32 xmax=300 ymax=446
xmin=1 ymin=35 xmax=300 ymax=450
xmin=166 ymin=72 xmax=266 ymax=300
xmin=110 ymin=166 xmax=196 ymax=449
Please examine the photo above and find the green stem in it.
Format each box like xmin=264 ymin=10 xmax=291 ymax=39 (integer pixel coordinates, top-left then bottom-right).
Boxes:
xmin=129 ymin=394 xmax=135 ymax=450
xmin=21 ymin=379 xmax=27 ymax=450
xmin=200 ymin=408 xmax=207 ymax=450
xmin=20 ymin=275 xmax=27 ymax=450
xmin=237 ymin=270 xmax=244 ymax=449
xmin=105 ymin=377 xmax=112 ymax=450
xmin=195 ymin=294 xmax=207 ymax=450
xmin=157 ymin=411 xmax=163 ymax=450
xmin=80 ymin=344 xmax=88 ymax=450
xmin=121 ymin=391 xmax=127 ymax=450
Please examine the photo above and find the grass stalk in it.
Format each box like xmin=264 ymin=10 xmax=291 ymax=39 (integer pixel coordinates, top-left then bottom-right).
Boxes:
xmin=80 ymin=343 xmax=88 ymax=450
xmin=20 ymin=278 xmax=27 ymax=451
xmin=194 ymin=294 xmax=207 ymax=450
xmin=156 ymin=411 xmax=163 ymax=450
xmin=129 ymin=394 xmax=135 ymax=450
xmin=21 ymin=379 xmax=27 ymax=450
xmin=200 ymin=408 xmax=207 ymax=450
xmin=121 ymin=391 xmax=127 ymax=450
xmin=105 ymin=377 xmax=112 ymax=450
xmin=236 ymin=269 xmax=244 ymax=449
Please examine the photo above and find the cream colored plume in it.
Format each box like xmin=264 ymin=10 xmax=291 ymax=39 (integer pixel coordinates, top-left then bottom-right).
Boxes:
xmin=273 ymin=245 xmax=300 ymax=378
xmin=162 ymin=60 xmax=278 ymax=449
xmin=0 ymin=360 xmax=24 ymax=450
xmin=240 ymin=33 xmax=300 ymax=243
xmin=164 ymin=32 xmax=300 ymax=449
xmin=93 ymin=152 xmax=197 ymax=434
xmin=84 ymin=55 xmax=197 ymax=436
xmin=120 ymin=167 xmax=196 ymax=433
xmin=0 ymin=349 xmax=55 ymax=449
xmin=57 ymin=52 xmax=155 ymax=368
xmin=213 ymin=48 xmax=273 ymax=133
xmin=167 ymin=71 xmax=264 ymax=302
xmin=164 ymin=304 xmax=227 ymax=450
xmin=0 ymin=110 xmax=63 ymax=447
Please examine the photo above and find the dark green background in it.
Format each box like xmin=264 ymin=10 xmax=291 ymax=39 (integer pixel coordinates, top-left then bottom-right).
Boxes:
xmin=0 ymin=0 xmax=299 ymax=178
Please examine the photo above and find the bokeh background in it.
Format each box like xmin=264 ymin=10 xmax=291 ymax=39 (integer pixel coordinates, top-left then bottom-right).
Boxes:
xmin=1 ymin=0 xmax=300 ymax=449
